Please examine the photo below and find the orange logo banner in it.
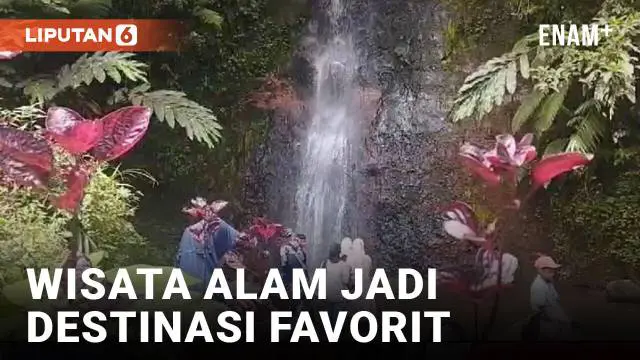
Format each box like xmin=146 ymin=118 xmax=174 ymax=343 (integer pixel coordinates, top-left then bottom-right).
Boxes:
xmin=0 ymin=19 xmax=185 ymax=52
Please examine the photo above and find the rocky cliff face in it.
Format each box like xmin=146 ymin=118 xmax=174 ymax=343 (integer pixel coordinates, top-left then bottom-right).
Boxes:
xmin=243 ymin=0 xmax=461 ymax=270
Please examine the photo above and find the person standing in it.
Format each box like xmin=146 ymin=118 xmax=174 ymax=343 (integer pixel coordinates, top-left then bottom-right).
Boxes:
xmin=349 ymin=238 xmax=376 ymax=312
xmin=279 ymin=231 xmax=308 ymax=315
xmin=322 ymin=242 xmax=352 ymax=323
xmin=529 ymin=254 xmax=572 ymax=340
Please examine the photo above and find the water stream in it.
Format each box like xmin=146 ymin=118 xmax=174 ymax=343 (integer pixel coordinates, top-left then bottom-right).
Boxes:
xmin=294 ymin=0 xmax=362 ymax=268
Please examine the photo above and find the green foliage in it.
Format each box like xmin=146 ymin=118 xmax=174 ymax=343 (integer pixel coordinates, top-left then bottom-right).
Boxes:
xmin=129 ymin=86 xmax=222 ymax=147
xmin=1 ymin=51 xmax=224 ymax=148
xmin=80 ymin=167 xmax=147 ymax=268
xmin=193 ymin=6 xmax=223 ymax=28
xmin=16 ymin=52 xmax=147 ymax=104
xmin=451 ymin=2 xmax=640 ymax=155
xmin=550 ymin=168 xmax=640 ymax=273
xmin=450 ymin=34 xmax=537 ymax=122
xmin=0 ymin=165 xmax=148 ymax=285
xmin=0 ymin=188 xmax=69 ymax=286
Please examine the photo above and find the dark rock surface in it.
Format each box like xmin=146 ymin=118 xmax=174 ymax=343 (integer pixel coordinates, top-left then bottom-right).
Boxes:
xmin=606 ymin=279 xmax=640 ymax=303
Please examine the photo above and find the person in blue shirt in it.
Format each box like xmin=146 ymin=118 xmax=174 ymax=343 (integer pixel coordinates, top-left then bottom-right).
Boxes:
xmin=175 ymin=219 xmax=239 ymax=292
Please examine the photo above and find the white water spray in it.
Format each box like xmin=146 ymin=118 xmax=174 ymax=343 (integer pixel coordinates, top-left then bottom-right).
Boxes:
xmin=295 ymin=0 xmax=362 ymax=268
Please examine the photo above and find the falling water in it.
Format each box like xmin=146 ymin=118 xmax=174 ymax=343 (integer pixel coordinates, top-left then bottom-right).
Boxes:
xmin=295 ymin=0 xmax=361 ymax=268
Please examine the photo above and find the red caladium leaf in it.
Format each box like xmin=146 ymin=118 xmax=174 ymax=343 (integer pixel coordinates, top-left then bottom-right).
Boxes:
xmin=52 ymin=164 xmax=92 ymax=214
xmin=45 ymin=107 xmax=104 ymax=155
xmin=249 ymin=217 xmax=283 ymax=242
xmin=0 ymin=126 xmax=53 ymax=188
xmin=91 ymin=106 xmax=151 ymax=161
xmin=531 ymin=152 xmax=594 ymax=189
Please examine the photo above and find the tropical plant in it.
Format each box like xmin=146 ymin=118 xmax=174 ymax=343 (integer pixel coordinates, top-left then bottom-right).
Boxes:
xmin=0 ymin=102 xmax=151 ymax=297
xmin=438 ymin=133 xmax=593 ymax=339
xmin=450 ymin=1 xmax=640 ymax=155
xmin=0 ymin=52 xmax=223 ymax=148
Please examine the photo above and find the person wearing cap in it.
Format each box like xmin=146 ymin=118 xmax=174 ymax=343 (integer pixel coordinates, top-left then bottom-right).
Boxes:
xmin=530 ymin=254 xmax=572 ymax=340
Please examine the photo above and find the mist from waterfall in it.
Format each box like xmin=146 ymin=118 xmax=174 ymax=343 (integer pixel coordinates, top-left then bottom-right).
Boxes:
xmin=295 ymin=0 xmax=361 ymax=268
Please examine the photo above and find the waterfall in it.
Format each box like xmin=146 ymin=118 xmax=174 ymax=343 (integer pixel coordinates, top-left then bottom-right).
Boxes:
xmin=295 ymin=0 xmax=361 ymax=268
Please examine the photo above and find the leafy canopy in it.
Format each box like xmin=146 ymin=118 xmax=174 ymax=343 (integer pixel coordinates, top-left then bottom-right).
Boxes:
xmin=450 ymin=2 xmax=640 ymax=155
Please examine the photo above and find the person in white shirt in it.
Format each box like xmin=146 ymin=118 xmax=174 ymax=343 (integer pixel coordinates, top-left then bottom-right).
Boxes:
xmin=323 ymin=242 xmax=352 ymax=322
xmin=530 ymin=255 xmax=572 ymax=340
xmin=349 ymin=238 xmax=372 ymax=287
xmin=340 ymin=237 xmax=353 ymax=260
xmin=348 ymin=238 xmax=376 ymax=312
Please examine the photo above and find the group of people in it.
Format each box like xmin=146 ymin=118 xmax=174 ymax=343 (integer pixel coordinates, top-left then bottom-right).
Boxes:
xmin=322 ymin=237 xmax=375 ymax=319
xmin=175 ymin=212 xmax=572 ymax=340
xmin=175 ymin=215 xmax=375 ymax=312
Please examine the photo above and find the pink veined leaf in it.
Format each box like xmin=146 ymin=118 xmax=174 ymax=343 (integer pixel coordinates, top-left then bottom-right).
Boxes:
xmin=45 ymin=107 xmax=104 ymax=155
xmin=0 ymin=126 xmax=54 ymax=188
xmin=485 ymin=133 xmax=537 ymax=168
xmin=531 ymin=152 xmax=594 ymax=189
xmin=442 ymin=201 xmax=479 ymax=233
xmin=52 ymin=164 xmax=92 ymax=214
xmin=209 ymin=200 xmax=228 ymax=213
xmin=512 ymin=145 xmax=537 ymax=166
xmin=459 ymin=143 xmax=485 ymax=159
xmin=182 ymin=197 xmax=227 ymax=243
xmin=443 ymin=220 xmax=477 ymax=240
xmin=459 ymin=154 xmax=502 ymax=185
xmin=91 ymin=106 xmax=152 ymax=161
xmin=495 ymin=134 xmax=517 ymax=158
xmin=182 ymin=207 xmax=205 ymax=219
xmin=519 ymin=133 xmax=534 ymax=147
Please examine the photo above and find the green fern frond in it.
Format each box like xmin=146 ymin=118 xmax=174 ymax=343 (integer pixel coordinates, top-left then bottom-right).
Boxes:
xmin=451 ymin=55 xmax=519 ymax=122
xmin=57 ymin=52 xmax=147 ymax=90
xmin=511 ymin=88 xmax=545 ymax=132
xmin=566 ymin=100 xmax=607 ymax=153
xmin=531 ymin=84 xmax=569 ymax=134
xmin=129 ymin=90 xmax=222 ymax=148
xmin=21 ymin=77 xmax=58 ymax=104
xmin=450 ymin=33 xmax=539 ymax=123
xmin=0 ymin=104 xmax=46 ymax=129
xmin=543 ymin=138 xmax=569 ymax=157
